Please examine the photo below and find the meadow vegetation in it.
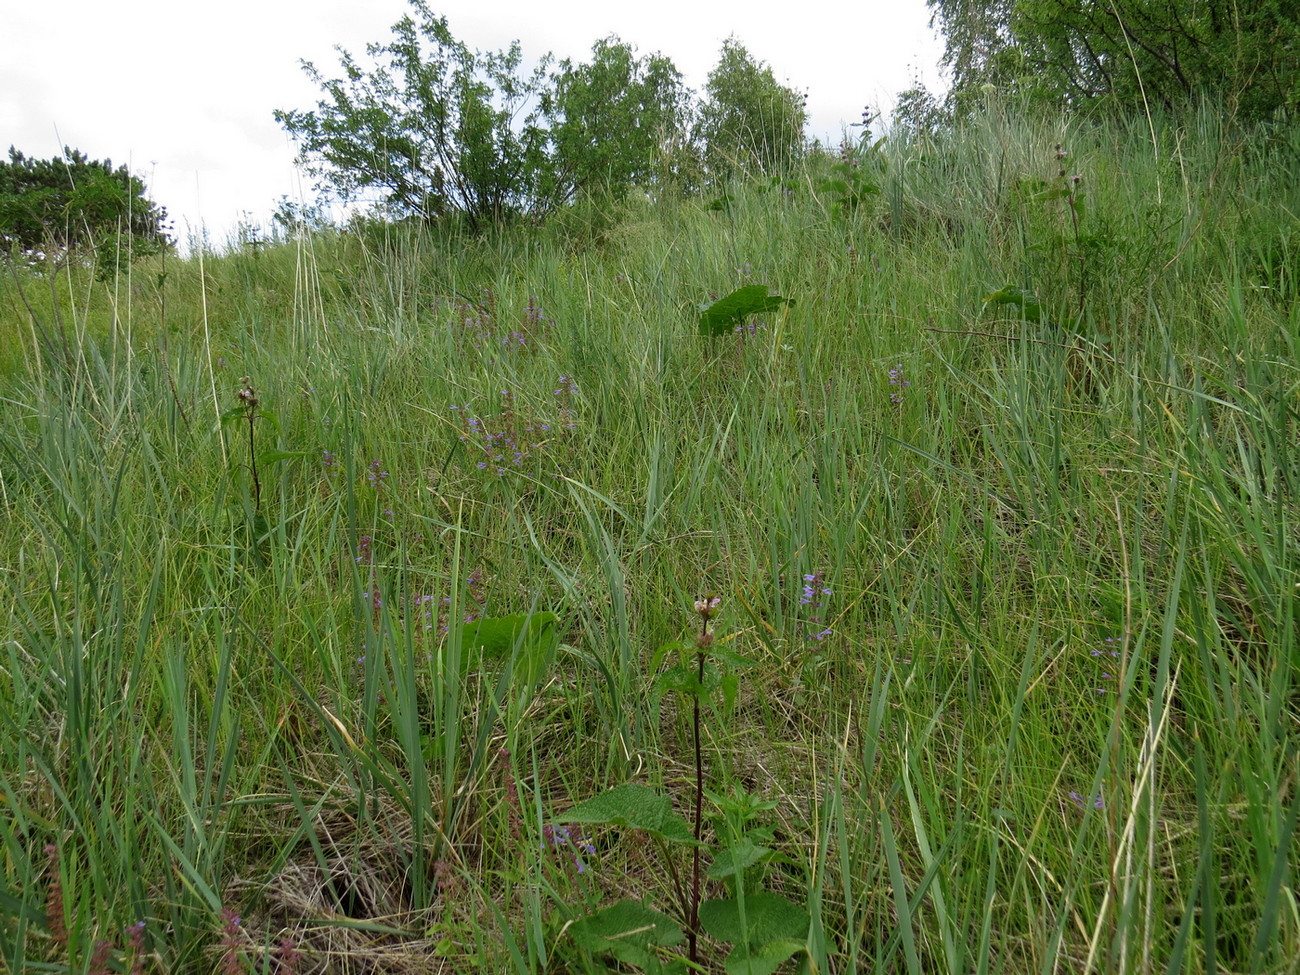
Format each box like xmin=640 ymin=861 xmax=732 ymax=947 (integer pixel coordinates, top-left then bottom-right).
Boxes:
xmin=1 ymin=101 xmax=1298 ymax=973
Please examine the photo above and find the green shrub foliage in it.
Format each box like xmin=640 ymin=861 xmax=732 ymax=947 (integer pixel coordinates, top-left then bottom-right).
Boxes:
xmin=928 ymin=0 xmax=1300 ymax=119
xmin=542 ymin=36 xmax=692 ymax=202
xmin=0 ymin=146 xmax=170 ymax=274
xmin=696 ymin=38 xmax=807 ymax=177
xmin=274 ymin=0 xmax=553 ymax=230
xmin=276 ymin=4 xmax=817 ymax=228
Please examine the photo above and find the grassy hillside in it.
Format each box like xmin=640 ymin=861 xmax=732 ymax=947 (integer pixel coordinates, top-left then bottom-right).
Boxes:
xmin=2 ymin=104 xmax=1298 ymax=974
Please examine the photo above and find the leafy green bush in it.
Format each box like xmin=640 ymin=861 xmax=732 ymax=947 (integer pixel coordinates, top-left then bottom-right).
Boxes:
xmin=275 ymin=0 xmax=553 ymax=229
xmin=696 ymin=38 xmax=807 ymax=178
xmin=276 ymin=7 xmax=815 ymax=231
xmin=543 ymin=37 xmax=693 ymax=202
xmin=929 ymin=0 xmax=1300 ymax=120
xmin=0 ymin=146 xmax=170 ymax=277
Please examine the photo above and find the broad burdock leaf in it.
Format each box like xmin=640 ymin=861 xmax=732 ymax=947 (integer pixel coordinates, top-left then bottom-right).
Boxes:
xmin=555 ymin=784 xmax=697 ymax=845
xmin=459 ymin=612 xmax=559 ymax=686
xmin=722 ymin=938 xmax=808 ymax=975
xmin=568 ymin=899 xmax=683 ymax=968
xmin=459 ymin=612 xmax=557 ymax=658
xmin=982 ymin=285 xmax=1048 ymax=323
xmin=699 ymin=285 xmax=793 ymax=337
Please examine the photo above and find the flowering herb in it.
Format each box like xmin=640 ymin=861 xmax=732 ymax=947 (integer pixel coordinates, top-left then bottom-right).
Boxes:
xmin=1091 ymin=637 xmax=1122 ymax=694
xmin=542 ymin=823 xmax=597 ymax=874
xmin=218 ymin=908 xmax=245 ymax=975
xmin=365 ymin=459 xmax=389 ymax=490
xmin=799 ymin=572 xmax=833 ymax=642
xmin=1068 ymin=791 xmax=1104 ymax=811
xmin=451 ymin=289 xmax=553 ymax=351
xmin=888 ymin=364 xmax=911 ymax=404
xmin=453 ymin=380 xmax=577 ymax=477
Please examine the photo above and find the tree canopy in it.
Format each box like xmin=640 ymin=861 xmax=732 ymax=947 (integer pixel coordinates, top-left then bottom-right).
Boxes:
xmin=274 ymin=1 xmax=552 ymax=229
xmin=0 ymin=147 xmax=170 ymax=271
xmin=542 ymin=36 xmax=691 ymax=202
xmin=276 ymin=2 xmax=812 ymax=228
xmin=928 ymin=0 xmax=1300 ymax=119
xmin=696 ymin=38 xmax=807 ymax=176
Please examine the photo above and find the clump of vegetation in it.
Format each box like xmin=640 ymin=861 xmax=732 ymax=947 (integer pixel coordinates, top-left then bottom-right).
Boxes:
xmin=0 ymin=145 xmax=170 ymax=279
xmin=273 ymin=0 xmax=806 ymax=230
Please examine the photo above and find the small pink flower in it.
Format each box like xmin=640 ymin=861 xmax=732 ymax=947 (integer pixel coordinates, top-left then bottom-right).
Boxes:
xmin=693 ymin=597 xmax=721 ymax=619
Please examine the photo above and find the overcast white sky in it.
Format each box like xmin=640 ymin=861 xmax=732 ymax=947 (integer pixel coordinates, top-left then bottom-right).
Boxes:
xmin=2 ymin=0 xmax=945 ymax=247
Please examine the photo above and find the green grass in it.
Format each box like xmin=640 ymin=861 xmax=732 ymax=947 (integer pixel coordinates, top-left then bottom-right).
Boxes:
xmin=1 ymin=103 xmax=1297 ymax=974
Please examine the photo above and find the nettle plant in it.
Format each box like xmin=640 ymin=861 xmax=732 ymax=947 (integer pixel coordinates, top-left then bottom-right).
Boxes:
xmin=550 ymin=598 xmax=811 ymax=974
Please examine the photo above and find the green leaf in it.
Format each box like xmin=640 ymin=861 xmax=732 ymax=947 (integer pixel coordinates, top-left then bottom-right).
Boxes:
xmin=709 ymin=645 xmax=758 ymax=668
xmin=459 ymin=612 xmax=557 ymax=658
xmin=699 ymin=891 xmax=809 ymax=946
xmin=982 ymin=286 xmax=1047 ymax=323
xmin=555 ymin=784 xmax=697 ymax=845
xmin=707 ymin=838 xmax=773 ymax=880
xmin=699 ymin=286 xmax=794 ymax=337
xmin=721 ymin=672 xmax=739 ymax=711
xmin=657 ymin=664 xmax=702 ymax=697
xmin=699 ymin=892 xmax=810 ymax=975
xmin=459 ymin=612 xmax=558 ymax=686
xmin=724 ymin=939 xmax=808 ymax=975
xmin=650 ymin=638 xmax=691 ymax=673
xmin=569 ymin=899 xmax=683 ymax=968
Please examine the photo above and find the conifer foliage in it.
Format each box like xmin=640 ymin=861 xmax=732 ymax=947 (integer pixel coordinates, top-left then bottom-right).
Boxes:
xmin=0 ymin=146 xmax=169 ymax=272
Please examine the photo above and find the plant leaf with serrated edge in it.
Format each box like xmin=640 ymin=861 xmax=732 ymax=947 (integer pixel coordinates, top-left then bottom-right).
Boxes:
xmin=722 ymin=938 xmax=807 ymax=975
xmin=707 ymin=838 xmax=773 ymax=880
xmin=555 ymin=784 xmax=697 ymax=845
xmin=709 ymin=644 xmax=758 ymax=668
xmin=699 ymin=891 xmax=809 ymax=969
xmin=650 ymin=638 xmax=691 ymax=673
xmin=657 ymin=664 xmax=700 ymax=696
xmin=569 ymin=899 xmax=683 ymax=968
xmin=699 ymin=286 xmax=793 ymax=337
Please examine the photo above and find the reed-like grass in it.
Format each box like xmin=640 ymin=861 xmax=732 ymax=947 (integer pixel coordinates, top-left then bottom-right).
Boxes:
xmin=1 ymin=103 xmax=1296 ymax=973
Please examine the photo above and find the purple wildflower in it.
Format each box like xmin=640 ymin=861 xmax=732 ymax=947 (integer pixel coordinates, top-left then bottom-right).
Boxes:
xmin=126 ymin=921 xmax=147 ymax=975
xmin=798 ymin=572 xmax=833 ymax=642
xmin=543 ymin=824 xmax=596 ymax=874
xmin=1068 ymin=791 xmax=1104 ymax=811
xmin=555 ymin=375 xmax=577 ymax=431
xmin=888 ymin=364 xmax=911 ymax=404
xmin=273 ymin=936 xmax=303 ymax=974
xmin=89 ymin=939 xmax=113 ymax=975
